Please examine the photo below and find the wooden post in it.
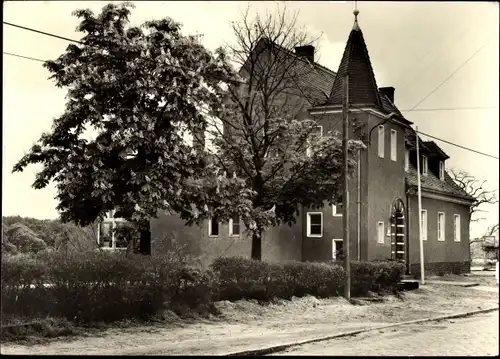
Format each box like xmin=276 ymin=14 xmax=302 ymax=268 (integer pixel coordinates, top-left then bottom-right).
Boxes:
xmin=342 ymin=74 xmax=350 ymax=300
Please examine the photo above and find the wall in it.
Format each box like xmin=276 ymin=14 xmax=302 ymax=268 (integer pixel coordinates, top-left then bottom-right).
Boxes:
xmin=407 ymin=193 xmax=471 ymax=275
xmin=151 ymin=211 xmax=302 ymax=267
xmin=301 ymin=111 xmax=369 ymax=262
xmin=366 ymin=114 xmax=407 ymax=261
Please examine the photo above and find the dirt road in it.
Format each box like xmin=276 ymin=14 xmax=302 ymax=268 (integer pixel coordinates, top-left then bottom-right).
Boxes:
xmin=273 ymin=311 xmax=499 ymax=356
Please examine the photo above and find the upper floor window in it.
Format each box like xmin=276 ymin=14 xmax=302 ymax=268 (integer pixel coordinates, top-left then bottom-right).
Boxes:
xmin=209 ymin=217 xmax=219 ymax=237
xmin=404 ymin=149 xmax=409 ymax=172
xmin=422 ymin=155 xmax=428 ymax=176
xmin=390 ymin=129 xmax=397 ymax=161
xmin=439 ymin=161 xmax=445 ymax=180
xmin=307 ymin=212 xmax=323 ymax=237
xmin=229 ymin=215 xmax=240 ymax=237
xmin=306 ymin=125 xmax=323 ymax=157
xmin=378 ymin=125 xmax=384 ymax=158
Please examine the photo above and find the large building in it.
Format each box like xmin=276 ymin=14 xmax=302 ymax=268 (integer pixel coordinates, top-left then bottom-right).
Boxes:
xmin=150 ymin=10 xmax=475 ymax=275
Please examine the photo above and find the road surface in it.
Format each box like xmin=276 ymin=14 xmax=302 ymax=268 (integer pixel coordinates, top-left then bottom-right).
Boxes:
xmin=272 ymin=311 xmax=499 ymax=356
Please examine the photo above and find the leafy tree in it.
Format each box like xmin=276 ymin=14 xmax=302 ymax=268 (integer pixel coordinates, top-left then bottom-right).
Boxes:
xmin=12 ymin=3 xmax=362 ymax=261
xmin=3 ymin=223 xmax=47 ymax=254
xmin=12 ymin=2 xmax=249 ymax=254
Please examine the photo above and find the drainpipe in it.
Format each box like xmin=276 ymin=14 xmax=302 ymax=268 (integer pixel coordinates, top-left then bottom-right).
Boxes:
xmin=405 ymin=190 xmax=411 ymax=275
xmin=357 ymin=149 xmax=361 ymax=261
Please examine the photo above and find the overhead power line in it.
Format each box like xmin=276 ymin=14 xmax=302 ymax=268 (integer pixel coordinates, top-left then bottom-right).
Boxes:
xmin=404 ymin=39 xmax=490 ymax=115
xmin=3 ymin=51 xmax=46 ymax=63
xmin=3 ymin=21 xmax=83 ymax=44
xmin=416 ymin=130 xmax=499 ymax=160
xmin=351 ymin=104 xmax=499 ymax=161
xmin=398 ymin=106 xmax=496 ymax=112
xmin=4 ymin=22 xmax=498 ymax=161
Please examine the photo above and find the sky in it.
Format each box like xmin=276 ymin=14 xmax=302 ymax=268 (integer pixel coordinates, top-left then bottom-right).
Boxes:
xmin=3 ymin=1 xmax=499 ymax=239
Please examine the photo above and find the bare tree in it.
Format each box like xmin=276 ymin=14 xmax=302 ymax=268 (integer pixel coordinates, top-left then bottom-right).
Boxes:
xmin=193 ymin=5 xmax=363 ymax=260
xmin=448 ymin=169 xmax=498 ymax=223
xmin=471 ymin=223 xmax=499 ymax=245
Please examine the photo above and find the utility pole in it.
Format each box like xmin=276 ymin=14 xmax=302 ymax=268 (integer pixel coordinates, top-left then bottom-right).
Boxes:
xmin=342 ymin=74 xmax=351 ymax=300
xmin=416 ymin=126 xmax=425 ymax=285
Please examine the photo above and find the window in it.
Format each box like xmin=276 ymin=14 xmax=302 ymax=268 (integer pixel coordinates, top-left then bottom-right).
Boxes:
xmin=332 ymin=239 xmax=344 ymax=260
xmin=332 ymin=203 xmax=343 ymax=216
xmin=306 ymin=125 xmax=323 ymax=157
xmin=377 ymin=221 xmax=385 ymax=244
xmin=390 ymin=129 xmax=397 ymax=161
xmin=439 ymin=161 xmax=445 ymax=180
xmin=229 ymin=215 xmax=240 ymax=237
xmin=437 ymin=212 xmax=445 ymax=241
xmin=422 ymin=155 xmax=428 ymax=176
xmin=404 ymin=149 xmax=409 ymax=172
xmin=420 ymin=209 xmax=427 ymax=241
xmin=208 ymin=217 xmax=219 ymax=237
xmin=378 ymin=125 xmax=385 ymax=158
xmin=307 ymin=212 xmax=323 ymax=237
xmin=97 ymin=213 xmax=128 ymax=250
xmin=454 ymin=214 xmax=461 ymax=242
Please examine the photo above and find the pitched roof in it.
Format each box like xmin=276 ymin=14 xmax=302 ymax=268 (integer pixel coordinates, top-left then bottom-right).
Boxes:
xmin=423 ymin=141 xmax=450 ymax=160
xmin=326 ymin=19 xmax=383 ymax=109
xmin=405 ymin=165 xmax=474 ymax=201
xmin=241 ymin=37 xmax=336 ymax=106
xmin=291 ymin=59 xmax=336 ymax=106
xmin=405 ymin=127 xmax=429 ymax=152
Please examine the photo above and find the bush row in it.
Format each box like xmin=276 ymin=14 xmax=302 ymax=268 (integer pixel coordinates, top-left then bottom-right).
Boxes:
xmin=1 ymin=252 xmax=405 ymax=325
xmin=1 ymin=251 xmax=216 ymax=324
xmin=212 ymin=257 xmax=405 ymax=300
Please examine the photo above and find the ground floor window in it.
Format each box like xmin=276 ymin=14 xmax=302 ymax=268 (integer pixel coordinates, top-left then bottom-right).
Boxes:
xmin=97 ymin=214 xmax=129 ymax=250
xmin=438 ymin=212 xmax=446 ymax=241
xmin=453 ymin=214 xmax=461 ymax=242
xmin=332 ymin=239 xmax=344 ymax=260
xmin=377 ymin=221 xmax=385 ymax=244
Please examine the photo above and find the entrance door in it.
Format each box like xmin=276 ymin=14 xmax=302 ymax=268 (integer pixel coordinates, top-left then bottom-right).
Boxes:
xmin=332 ymin=239 xmax=344 ymax=261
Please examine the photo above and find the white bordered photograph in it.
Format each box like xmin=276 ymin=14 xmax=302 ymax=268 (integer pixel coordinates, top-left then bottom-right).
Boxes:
xmin=2 ymin=1 xmax=498 ymax=356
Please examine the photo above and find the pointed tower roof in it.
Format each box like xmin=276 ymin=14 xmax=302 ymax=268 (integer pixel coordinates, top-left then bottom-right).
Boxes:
xmin=326 ymin=8 xmax=383 ymax=109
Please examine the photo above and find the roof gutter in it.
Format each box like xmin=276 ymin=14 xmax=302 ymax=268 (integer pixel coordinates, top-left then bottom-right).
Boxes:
xmin=407 ymin=184 xmax=475 ymax=205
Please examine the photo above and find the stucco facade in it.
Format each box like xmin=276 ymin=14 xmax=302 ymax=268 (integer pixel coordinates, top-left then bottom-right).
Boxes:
xmin=150 ymin=13 xmax=474 ymax=274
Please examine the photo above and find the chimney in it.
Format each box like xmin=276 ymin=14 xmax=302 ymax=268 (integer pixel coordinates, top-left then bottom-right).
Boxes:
xmin=295 ymin=45 xmax=315 ymax=63
xmin=379 ymin=87 xmax=395 ymax=103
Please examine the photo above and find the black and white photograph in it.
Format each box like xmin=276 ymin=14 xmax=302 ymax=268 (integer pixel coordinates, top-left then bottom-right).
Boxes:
xmin=2 ymin=1 xmax=499 ymax=356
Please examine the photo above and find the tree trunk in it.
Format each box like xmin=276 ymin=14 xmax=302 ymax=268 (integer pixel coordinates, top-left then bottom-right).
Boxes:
xmin=251 ymin=230 xmax=262 ymax=261
xmin=139 ymin=220 xmax=152 ymax=255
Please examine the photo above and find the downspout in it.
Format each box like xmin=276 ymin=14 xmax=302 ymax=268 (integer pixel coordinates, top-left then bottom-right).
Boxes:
xmin=405 ymin=189 xmax=411 ymax=275
xmin=357 ymin=149 xmax=361 ymax=261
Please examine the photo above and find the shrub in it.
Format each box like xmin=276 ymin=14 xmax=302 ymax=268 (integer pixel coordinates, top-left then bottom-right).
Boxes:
xmin=210 ymin=257 xmax=344 ymax=301
xmin=282 ymin=261 xmax=344 ymax=298
xmin=346 ymin=260 xmax=406 ymax=296
xmin=1 ymin=250 xmax=216 ymax=324
xmin=211 ymin=257 xmax=277 ymax=301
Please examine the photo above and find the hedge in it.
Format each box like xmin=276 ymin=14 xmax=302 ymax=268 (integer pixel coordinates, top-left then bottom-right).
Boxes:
xmin=1 ymin=251 xmax=217 ymax=324
xmin=2 ymin=253 xmax=405 ymax=325
xmin=211 ymin=257 xmax=404 ymax=301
